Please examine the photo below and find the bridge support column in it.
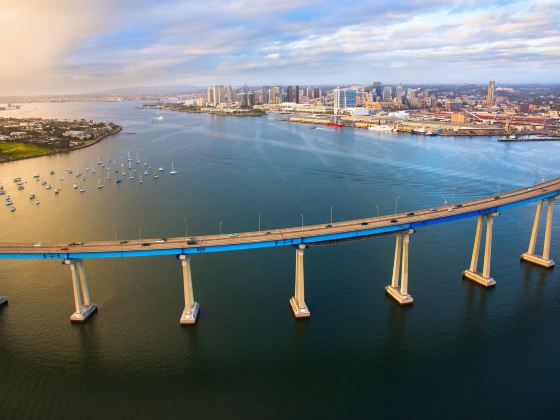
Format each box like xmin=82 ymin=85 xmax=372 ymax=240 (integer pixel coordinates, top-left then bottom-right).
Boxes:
xmin=64 ymin=259 xmax=97 ymax=322
xmin=178 ymin=255 xmax=199 ymax=325
xmin=0 ymin=296 xmax=7 ymax=307
xmin=290 ymin=244 xmax=310 ymax=318
xmin=385 ymin=230 xmax=414 ymax=304
xmin=521 ymin=198 xmax=556 ymax=268
xmin=463 ymin=213 xmax=498 ymax=287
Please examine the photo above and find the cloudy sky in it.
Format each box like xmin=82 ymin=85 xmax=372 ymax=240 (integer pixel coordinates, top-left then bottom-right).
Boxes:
xmin=1 ymin=0 xmax=559 ymax=95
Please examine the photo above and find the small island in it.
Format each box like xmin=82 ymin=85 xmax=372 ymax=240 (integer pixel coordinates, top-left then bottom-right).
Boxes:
xmin=143 ymin=102 xmax=266 ymax=117
xmin=0 ymin=118 xmax=122 ymax=163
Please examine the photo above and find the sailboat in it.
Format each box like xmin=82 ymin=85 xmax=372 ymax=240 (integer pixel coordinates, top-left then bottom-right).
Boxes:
xmin=129 ymin=169 xmax=133 ymax=179
xmin=97 ymin=175 xmax=104 ymax=189
xmin=169 ymin=163 xmax=178 ymax=175
xmin=136 ymin=152 xmax=140 ymax=164
xmin=97 ymin=153 xmax=102 ymax=165
xmin=127 ymin=151 xmax=132 ymax=162
xmin=106 ymin=168 xmax=111 ymax=180
xmin=153 ymin=169 xmax=159 ymax=180
xmin=139 ymin=171 xmax=143 ymax=184
xmin=79 ymin=182 xmax=86 ymax=192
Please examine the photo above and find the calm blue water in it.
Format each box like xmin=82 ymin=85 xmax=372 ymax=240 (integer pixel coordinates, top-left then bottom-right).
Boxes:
xmin=0 ymin=102 xmax=559 ymax=418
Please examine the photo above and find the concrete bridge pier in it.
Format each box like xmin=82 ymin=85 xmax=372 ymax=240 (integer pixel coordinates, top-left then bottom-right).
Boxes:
xmin=463 ymin=213 xmax=498 ymax=287
xmin=64 ymin=259 xmax=97 ymax=322
xmin=178 ymin=255 xmax=199 ymax=325
xmin=521 ymin=198 xmax=555 ymax=268
xmin=290 ymin=244 xmax=310 ymax=318
xmin=385 ymin=230 xmax=414 ymax=304
xmin=0 ymin=296 xmax=7 ymax=307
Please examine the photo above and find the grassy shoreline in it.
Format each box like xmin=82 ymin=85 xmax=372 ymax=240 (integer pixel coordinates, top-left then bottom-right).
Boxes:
xmin=0 ymin=126 xmax=122 ymax=164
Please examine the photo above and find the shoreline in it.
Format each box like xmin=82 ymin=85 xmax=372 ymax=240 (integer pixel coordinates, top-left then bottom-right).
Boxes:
xmin=0 ymin=126 xmax=123 ymax=165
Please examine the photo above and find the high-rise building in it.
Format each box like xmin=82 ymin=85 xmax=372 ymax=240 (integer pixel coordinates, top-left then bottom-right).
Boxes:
xmin=382 ymin=86 xmax=393 ymax=100
xmin=237 ymin=92 xmax=248 ymax=108
xmin=213 ymin=85 xmax=225 ymax=106
xmin=486 ymin=80 xmax=495 ymax=106
xmin=287 ymin=85 xmax=299 ymax=103
xmin=247 ymin=92 xmax=256 ymax=107
xmin=262 ymin=86 xmax=270 ymax=104
xmin=333 ymin=88 xmax=357 ymax=114
xmin=207 ymin=87 xmax=214 ymax=105
xmin=227 ymin=85 xmax=234 ymax=103
xmin=372 ymin=82 xmax=382 ymax=97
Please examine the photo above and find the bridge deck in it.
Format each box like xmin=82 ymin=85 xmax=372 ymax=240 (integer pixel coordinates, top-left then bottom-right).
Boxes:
xmin=1 ymin=178 xmax=559 ymax=259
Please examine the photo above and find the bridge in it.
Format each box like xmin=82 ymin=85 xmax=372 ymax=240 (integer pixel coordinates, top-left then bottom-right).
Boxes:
xmin=0 ymin=178 xmax=558 ymax=324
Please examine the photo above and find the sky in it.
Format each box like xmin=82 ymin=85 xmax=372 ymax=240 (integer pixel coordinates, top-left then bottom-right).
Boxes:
xmin=1 ymin=0 xmax=559 ymax=95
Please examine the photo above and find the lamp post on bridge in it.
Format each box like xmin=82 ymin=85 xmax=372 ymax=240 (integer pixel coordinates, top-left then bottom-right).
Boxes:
xmin=258 ymin=211 xmax=261 ymax=232
xmin=394 ymin=197 xmax=400 ymax=215
xmin=376 ymin=205 xmax=380 ymax=217
xmin=184 ymin=217 xmax=188 ymax=238
xmin=330 ymin=205 xmax=334 ymax=225
xmin=301 ymin=213 xmax=304 ymax=232
xmin=219 ymin=221 xmax=222 ymax=235
xmin=138 ymin=225 xmax=142 ymax=241
xmin=442 ymin=196 xmax=448 ymax=206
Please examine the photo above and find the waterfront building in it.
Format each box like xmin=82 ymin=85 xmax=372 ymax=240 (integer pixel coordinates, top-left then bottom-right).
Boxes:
xmin=248 ymin=92 xmax=256 ymax=107
xmin=487 ymin=80 xmax=495 ymax=106
xmin=287 ymin=85 xmax=299 ymax=104
xmin=451 ymin=112 xmax=467 ymax=123
xmin=213 ymin=85 xmax=226 ymax=106
xmin=207 ymin=87 xmax=214 ymax=106
xmin=333 ymin=88 xmax=357 ymax=114
xmin=237 ymin=92 xmax=248 ymax=108
xmin=271 ymin=86 xmax=282 ymax=104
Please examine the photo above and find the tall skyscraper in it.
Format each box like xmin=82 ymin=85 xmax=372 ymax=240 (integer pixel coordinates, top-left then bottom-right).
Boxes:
xmin=333 ymin=88 xmax=357 ymax=114
xmin=262 ymin=86 xmax=270 ymax=104
xmin=213 ymin=85 xmax=225 ymax=106
xmin=207 ymin=87 xmax=214 ymax=105
xmin=287 ymin=85 xmax=299 ymax=103
xmin=486 ymin=80 xmax=495 ymax=106
xmin=227 ymin=85 xmax=234 ymax=103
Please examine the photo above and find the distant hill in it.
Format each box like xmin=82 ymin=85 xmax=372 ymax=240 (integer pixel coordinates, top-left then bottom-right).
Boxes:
xmin=83 ymin=85 xmax=203 ymax=96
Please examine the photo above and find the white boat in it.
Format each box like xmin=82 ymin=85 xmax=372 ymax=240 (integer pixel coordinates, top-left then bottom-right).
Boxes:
xmin=73 ymin=184 xmax=79 ymax=189
xmin=368 ymin=125 xmax=394 ymax=131
xmin=169 ymin=163 xmax=178 ymax=175
xmin=54 ymin=189 xmax=61 ymax=194
xmin=35 ymin=201 xmax=40 ymax=205
xmin=10 ymin=207 xmax=16 ymax=212
xmin=33 ymin=173 xmax=40 ymax=178
xmin=127 ymin=151 xmax=132 ymax=162
xmin=139 ymin=171 xmax=143 ymax=184
xmin=45 ymin=185 xmax=52 ymax=190
xmin=29 ymin=194 xmax=35 ymax=199
xmin=79 ymin=184 xmax=86 ymax=192
xmin=136 ymin=152 xmax=140 ymax=164
xmin=153 ymin=169 xmax=159 ymax=180
xmin=153 ymin=115 xmax=164 ymax=121
xmin=60 ymin=177 xmax=65 ymax=181
xmin=158 ymin=167 xmax=165 ymax=172
xmin=49 ymin=170 xmax=55 ymax=175
xmin=97 ymin=154 xmax=102 ymax=165
xmin=97 ymin=175 xmax=104 ymax=189
xmin=129 ymin=169 xmax=133 ymax=179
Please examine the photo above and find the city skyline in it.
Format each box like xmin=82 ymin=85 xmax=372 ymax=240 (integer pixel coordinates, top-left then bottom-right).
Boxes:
xmin=2 ymin=0 xmax=559 ymax=96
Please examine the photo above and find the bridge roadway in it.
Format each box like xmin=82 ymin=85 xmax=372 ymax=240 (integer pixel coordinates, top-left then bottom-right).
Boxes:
xmin=1 ymin=178 xmax=559 ymax=260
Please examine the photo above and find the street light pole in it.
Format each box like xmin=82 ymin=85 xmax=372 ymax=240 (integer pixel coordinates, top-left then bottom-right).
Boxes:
xmin=330 ymin=205 xmax=334 ymax=225
xmin=394 ymin=197 xmax=400 ymax=215
xmin=258 ymin=211 xmax=261 ymax=232
xmin=375 ymin=205 xmax=379 ymax=217
xmin=301 ymin=213 xmax=304 ymax=232
xmin=219 ymin=221 xmax=222 ymax=235
xmin=184 ymin=217 xmax=188 ymax=238
xmin=138 ymin=225 xmax=142 ymax=241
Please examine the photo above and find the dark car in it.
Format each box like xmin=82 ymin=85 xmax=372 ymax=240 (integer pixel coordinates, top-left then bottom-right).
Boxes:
xmin=187 ymin=237 xmax=198 ymax=245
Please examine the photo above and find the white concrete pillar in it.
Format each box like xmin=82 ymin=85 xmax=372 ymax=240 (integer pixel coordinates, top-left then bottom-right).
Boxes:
xmin=470 ymin=215 xmax=483 ymax=272
xmin=463 ymin=214 xmax=496 ymax=287
xmin=521 ymin=198 xmax=555 ymax=268
xmin=543 ymin=197 xmax=554 ymax=260
xmin=527 ymin=200 xmax=543 ymax=255
xmin=400 ymin=233 xmax=410 ymax=296
xmin=64 ymin=259 xmax=97 ymax=322
xmin=482 ymin=214 xmax=493 ymax=279
xmin=179 ymin=255 xmax=199 ymax=325
xmin=290 ymin=245 xmax=310 ymax=318
xmin=68 ymin=260 xmax=83 ymax=314
xmin=391 ymin=233 xmax=402 ymax=288
xmin=385 ymin=230 xmax=414 ymax=305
